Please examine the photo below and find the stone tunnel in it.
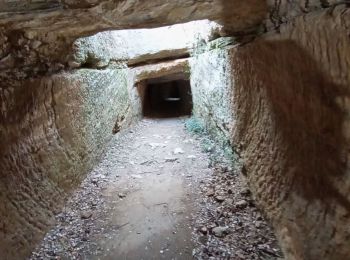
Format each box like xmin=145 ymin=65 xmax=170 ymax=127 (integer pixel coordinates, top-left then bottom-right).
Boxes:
xmin=0 ymin=0 xmax=350 ymax=259
xmin=138 ymin=75 xmax=192 ymax=118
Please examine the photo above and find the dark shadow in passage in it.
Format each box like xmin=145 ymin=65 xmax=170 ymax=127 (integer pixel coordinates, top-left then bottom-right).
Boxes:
xmin=139 ymin=79 xmax=192 ymax=118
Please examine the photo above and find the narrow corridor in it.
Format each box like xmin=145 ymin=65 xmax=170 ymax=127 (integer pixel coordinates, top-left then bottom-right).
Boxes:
xmin=32 ymin=119 xmax=210 ymax=259
xmin=31 ymin=118 xmax=281 ymax=259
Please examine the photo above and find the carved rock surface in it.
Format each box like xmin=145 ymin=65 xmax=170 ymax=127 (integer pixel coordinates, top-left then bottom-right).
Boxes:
xmin=1 ymin=1 xmax=350 ymax=259
xmin=189 ymin=48 xmax=234 ymax=145
xmin=0 ymin=0 xmax=336 ymax=80
xmin=230 ymin=7 xmax=350 ymax=260
xmin=0 ymin=69 xmax=131 ymax=259
xmin=0 ymin=0 xmax=267 ymax=36
xmin=188 ymin=5 xmax=350 ymax=259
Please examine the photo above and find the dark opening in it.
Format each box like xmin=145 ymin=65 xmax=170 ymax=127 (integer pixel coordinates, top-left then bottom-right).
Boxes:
xmin=139 ymin=78 xmax=193 ymax=118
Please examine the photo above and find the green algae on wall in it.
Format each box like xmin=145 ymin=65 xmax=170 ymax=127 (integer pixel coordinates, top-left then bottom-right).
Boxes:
xmin=189 ymin=47 xmax=234 ymax=148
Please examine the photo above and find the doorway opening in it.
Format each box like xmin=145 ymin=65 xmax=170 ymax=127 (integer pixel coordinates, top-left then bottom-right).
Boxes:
xmin=139 ymin=76 xmax=193 ymax=118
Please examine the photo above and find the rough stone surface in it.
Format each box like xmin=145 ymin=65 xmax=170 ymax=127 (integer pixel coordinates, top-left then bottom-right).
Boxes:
xmin=189 ymin=48 xmax=234 ymax=146
xmin=0 ymin=0 xmax=268 ymax=82
xmin=0 ymin=0 xmax=338 ymax=82
xmin=0 ymin=69 xmax=131 ymax=259
xmin=0 ymin=0 xmax=341 ymax=82
xmin=0 ymin=0 xmax=336 ymax=38
xmin=132 ymin=59 xmax=189 ymax=84
xmin=229 ymin=6 xmax=350 ymax=260
xmin=1 ymin=1 xmax=350 ymax=259
xmin=265 ymin=0 xmax=345 ymax=31
xmin=186 ymin=5 xmax=350 ymax=259
xmin=73 ymin=20 xmax=221 ymax=68
xmin=0 ymin=1 xmax=267 ymax=36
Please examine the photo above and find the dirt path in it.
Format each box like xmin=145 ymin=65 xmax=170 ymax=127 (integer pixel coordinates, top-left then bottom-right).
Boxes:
xmin=32 ymin=118 xmax=210 ymax=259
xmin=32 ymin=118 xmax=282 ymax=260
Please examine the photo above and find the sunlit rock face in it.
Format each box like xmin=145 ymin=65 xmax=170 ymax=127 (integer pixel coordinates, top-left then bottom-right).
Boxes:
xmin=72 ymin=20 xmax=222 ymax=68
xmin=189 ymin=48 xmax=234 ymax=146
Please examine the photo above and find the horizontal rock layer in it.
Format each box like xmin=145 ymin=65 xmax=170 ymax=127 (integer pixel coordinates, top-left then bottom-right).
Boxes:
xmin=0 ymin=0 xmax=343 ymax=82
xmin=0 ymin=0 xmax=267 ymax=36
xmin=72 ymin=20 xmax=221 ymax=68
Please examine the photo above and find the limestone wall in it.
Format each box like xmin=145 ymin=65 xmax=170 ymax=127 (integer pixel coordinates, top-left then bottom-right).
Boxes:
xmin=265 ymin=0 xmax=343 ymax=30
xmin=187 ymin=4 xmax=350 ymax=259
xmin=0 ymin=69 xmax=130 ymax=259
xmin=189 ymin=48 xmax=234 ymax=146
xmin=230 ymin=6 xmax=350 ymax=259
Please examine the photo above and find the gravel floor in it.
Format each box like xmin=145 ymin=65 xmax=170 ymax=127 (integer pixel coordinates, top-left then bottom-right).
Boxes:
xmin=31 ymin=118 xmax=283 ymax=260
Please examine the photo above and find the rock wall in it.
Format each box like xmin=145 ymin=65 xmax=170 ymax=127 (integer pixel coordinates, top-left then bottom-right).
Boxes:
xmin=265 ymin=0 xmax=343 ymax=30
xmin=189 ymin=48 xmax=234 ymax=146
xmin=188 ymin=4 xmax=350 ymax=259
xmin=230 ymin=6 xmax=350 ymax=260
xmin=1 ymin=1 xmax=349 ymax=259
xmin=0 ymin=68 xmax=130 ymax=259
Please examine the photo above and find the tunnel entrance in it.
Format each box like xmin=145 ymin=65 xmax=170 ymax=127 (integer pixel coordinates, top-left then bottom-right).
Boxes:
xmin=139 ymin=76 xmax=193 ymax=118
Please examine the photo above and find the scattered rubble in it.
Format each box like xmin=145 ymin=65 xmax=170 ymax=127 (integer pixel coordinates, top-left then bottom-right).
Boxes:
xmin=184 ymin=118 xmax=282 ymax=259
xmin=189 ymin=135 xmax=283 ymax=259
xmin=212 ymin=226 xmax=230 ymax=238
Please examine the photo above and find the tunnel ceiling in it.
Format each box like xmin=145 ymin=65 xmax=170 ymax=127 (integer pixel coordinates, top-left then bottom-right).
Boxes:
xmin=0 ymin=0 xmax=330 ymax=39
xmin=0 ymin=0 xmax=267 ymax=37
xmin=0 ymin=0 xmax=268 ymax=82
xmin=72 ymin=20 xmax=221 ymax=69
xmin=0 ymin=0 xmax=331 ymax=82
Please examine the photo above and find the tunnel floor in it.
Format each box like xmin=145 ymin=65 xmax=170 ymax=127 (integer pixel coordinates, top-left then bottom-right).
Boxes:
xmin=31 ymin=119 xmax=282 ymax=259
